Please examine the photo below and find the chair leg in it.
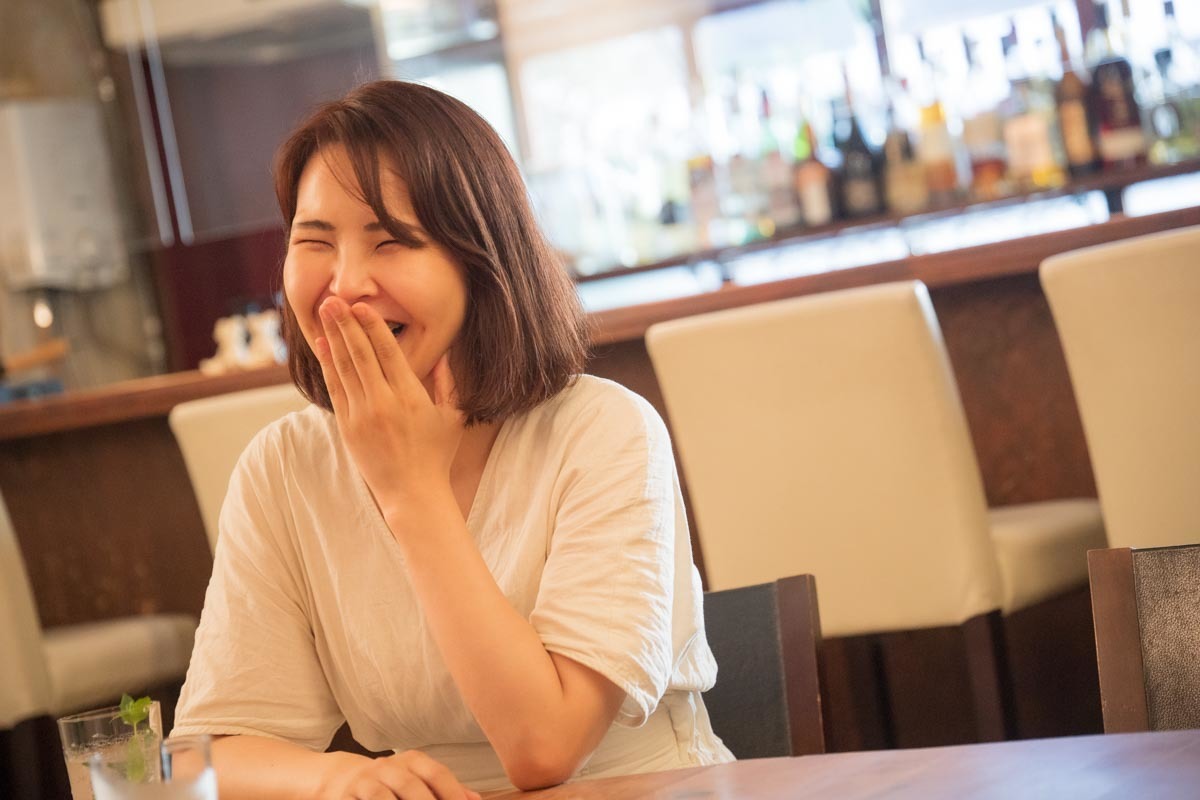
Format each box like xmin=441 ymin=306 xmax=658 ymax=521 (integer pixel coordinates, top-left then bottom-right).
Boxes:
xmin=818 ymin=635 xmax=893 ymax=752
xmin=875 ymin=614 xmax=1017 ymax=748
xmin=962 ymin=611 xmax=1017 ymax=742
xmin=0 ymin=715 xmax=71 ymax=800
xmin=1001 ymin=586 xmax=1103 ymax=738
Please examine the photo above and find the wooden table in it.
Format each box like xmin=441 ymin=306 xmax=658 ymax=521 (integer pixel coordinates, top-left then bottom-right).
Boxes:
xmin=490 ymin=730 xmax=1200 ymax=798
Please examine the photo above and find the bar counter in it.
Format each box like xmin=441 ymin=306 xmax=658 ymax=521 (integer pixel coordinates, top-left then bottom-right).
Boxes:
xmin=3 ymin=203 xmax=1198 ymax=629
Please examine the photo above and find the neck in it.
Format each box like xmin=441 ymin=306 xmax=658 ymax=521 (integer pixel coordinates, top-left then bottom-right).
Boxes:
xmin=452 ymin=418 xmax=502 ymax=478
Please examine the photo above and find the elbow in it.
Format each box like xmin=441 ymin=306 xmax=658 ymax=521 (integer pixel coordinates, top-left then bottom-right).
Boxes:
xmin=499 ymin=737 xmax=585 ymax=791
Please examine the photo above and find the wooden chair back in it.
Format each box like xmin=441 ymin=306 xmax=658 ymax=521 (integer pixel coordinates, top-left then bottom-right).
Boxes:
xmin=1088 ymin=545 xmax=1200 ymax=732
xmin=703 ymin=574 xmax=827 ymax=758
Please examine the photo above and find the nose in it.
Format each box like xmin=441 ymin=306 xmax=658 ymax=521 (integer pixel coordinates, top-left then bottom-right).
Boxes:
xmin=328 ymin=249 xmax=378 ymax=303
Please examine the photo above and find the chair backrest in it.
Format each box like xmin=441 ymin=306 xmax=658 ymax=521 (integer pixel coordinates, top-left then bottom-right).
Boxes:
xmin=168 ymin=383 xmax=308 ymax=552
xmin=646 ymin=280 xmax=1001 ymax=638
xmin=0 ymin=492 xmax=51 ymax=729
xmin=702 ymin=575 xmax=826 ymax=758
xmin=1041 ymin=226 xmax=1200 ymax=548
xmin=1088 ymin=545 xmax=1200 ymax=733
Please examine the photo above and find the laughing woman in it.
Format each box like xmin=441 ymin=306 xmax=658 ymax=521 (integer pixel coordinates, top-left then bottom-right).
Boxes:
xmin=170 ymin=80 xmax=733 ymax=800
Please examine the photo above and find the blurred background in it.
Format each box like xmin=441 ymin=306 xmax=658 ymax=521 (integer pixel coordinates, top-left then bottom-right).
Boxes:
xmin=2 ymin=0 xmax=1199 ymax=393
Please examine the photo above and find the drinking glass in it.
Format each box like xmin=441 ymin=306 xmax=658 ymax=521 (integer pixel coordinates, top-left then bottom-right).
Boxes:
xmin=57 ymin=702 xmax=163 ymax=800
xmin=90 ymin=735 xmax=217 ymax=800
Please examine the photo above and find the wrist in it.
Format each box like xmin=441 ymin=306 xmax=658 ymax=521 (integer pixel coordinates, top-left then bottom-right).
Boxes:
xmin=316 ymin=751 xmax=370 ymax=799
xmin=379 ymin=480 xmax=458 ymax=532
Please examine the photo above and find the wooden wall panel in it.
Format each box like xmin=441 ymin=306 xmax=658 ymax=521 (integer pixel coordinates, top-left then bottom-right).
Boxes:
xmin=932 ymin=274 xmax=1096 ymax=506
xmin=0 ymin=418 xmax=211 ymax=628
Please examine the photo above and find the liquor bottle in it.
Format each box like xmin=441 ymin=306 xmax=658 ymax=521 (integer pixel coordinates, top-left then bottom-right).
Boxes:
xmin=918 ymin=100 xmax=960 ymax=205
xmin=882 ymin=103 xmax=929 ymax=215
xmin=1089 ymin=2 xmax=1148 ymax=168
xmin=960 ymin=35 xmax=1010 ymax=200
xmin=1053 ymin=13 xmax=1100 ymax=176
xmin=1002 ymin=23 xmax=1066 ymax=190
xmin=758 ymin=88 xmax=801 ymax=232
xmin=1148 ymin=1 xmax=1200 ymax=163
xmin=650 ymin=114 xmax=695 ymax=259
xmin=686 ymin=87 xmax=724 ymax=250
xmin=912 ymin=37 xmax=960 ymax=205
xmin=721 ymin=77 xmax=764 ymax=244
xmin=792 ymin=120 xmax=835 ymax=227
xmin=1161 ymin=0 xmax=1200 ymax=86
xmin=1147 ymin=49 xmax=1185 ymax=163
xmin=833 ymin=93 xmax=883 ymax=218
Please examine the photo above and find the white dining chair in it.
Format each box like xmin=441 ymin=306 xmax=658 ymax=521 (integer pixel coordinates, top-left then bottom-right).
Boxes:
xmin=1041 ymin=225 xmax=1200 ymax=549
xmin=0 ymin=493 xmax=195 ymax=722
xmin=645 ymin=281 xmax=1106 ymax=744
xmin=646 ymin=280 xmax=1104 ymax=636
xmin=169 ymin=383 xmax=309 ymax=552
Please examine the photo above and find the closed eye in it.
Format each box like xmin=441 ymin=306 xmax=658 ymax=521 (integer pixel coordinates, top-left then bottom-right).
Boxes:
xmin=292 ymin=238 xmax=332 ymax=248
xmin=376 ymin=238 xmax=420 ymax=251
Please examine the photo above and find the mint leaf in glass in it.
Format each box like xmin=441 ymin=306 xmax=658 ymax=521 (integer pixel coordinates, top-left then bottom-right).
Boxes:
xmin=118 ymin=694 xmax=152 ymax=728
xmin=117 ymin=694 xmax=154 ymax=782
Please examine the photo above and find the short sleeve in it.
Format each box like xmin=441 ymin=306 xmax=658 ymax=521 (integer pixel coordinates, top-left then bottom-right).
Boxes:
xmin=529 ymin=389 xmax=691 ymax=727
xmin=171 ymin=427 xmax=344 ymax=750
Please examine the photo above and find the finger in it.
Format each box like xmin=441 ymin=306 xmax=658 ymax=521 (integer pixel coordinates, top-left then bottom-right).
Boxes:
xmin=375 ymin=768 xmax=437 ymax=800
xmin=400 ymin=752 xmax=473 ymax=800
xmin=351 ymin=303 xmax=423 ymax=395
xmin=353 ymin=786 xmax=397 ymax=800
xmin=325 ymin=297 xmax=387 ymax=392
xmin=321 ymin=300 xmax=365 ymax=402
xmin=313 ymin=336 xmax=349 ymax=417
xmin=430 ymin=354 xmax=459 ymax=409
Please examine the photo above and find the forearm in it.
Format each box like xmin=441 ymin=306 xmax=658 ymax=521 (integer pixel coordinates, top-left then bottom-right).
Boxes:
xmin=211 ymin=734 xmax=366 ymax=800
xmin=386 ymin=490 xmax=611 ymax=785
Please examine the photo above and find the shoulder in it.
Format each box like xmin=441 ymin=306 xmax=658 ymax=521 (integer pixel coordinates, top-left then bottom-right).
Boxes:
xmin=218 ymin=404 xmax=340 ymax=559
xmin=233 ymin=403 xmax=338 ymax=489
xmin=507 ymin=375 xmax=672 ymax=473
xmin=528 ymin=375 xmax=667 ymax=443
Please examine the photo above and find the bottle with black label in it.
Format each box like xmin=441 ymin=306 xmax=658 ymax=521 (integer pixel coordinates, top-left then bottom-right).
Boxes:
xmin=833 ymin=93 xmax=882 ymax=218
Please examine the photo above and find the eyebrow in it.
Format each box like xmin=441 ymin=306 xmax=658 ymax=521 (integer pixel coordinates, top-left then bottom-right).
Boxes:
xmin=291 ymin=220 xmax=386 ymax=232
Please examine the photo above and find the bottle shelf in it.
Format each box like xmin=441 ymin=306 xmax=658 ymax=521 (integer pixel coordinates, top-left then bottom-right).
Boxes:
xmin=573 ymin=156 xmax=1200 ymax=285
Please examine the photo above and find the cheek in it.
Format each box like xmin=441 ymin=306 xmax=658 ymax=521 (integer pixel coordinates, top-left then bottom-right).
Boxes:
xmin=282 ymin=258 xmax=321 ymax=336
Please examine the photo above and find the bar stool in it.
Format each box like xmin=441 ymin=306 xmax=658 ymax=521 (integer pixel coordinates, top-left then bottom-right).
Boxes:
xmin=169 ymin=383 xmax=308 ymax=552
xmin=645 ymin=280 xmax=1105 ymax=746
xmin=0 ymin=493 xmax=195 ymax=718
xmin=0 ymin=492 xmax=195 ymax=794
xmin=1041 ymin=225 xmax=1200 ymax=549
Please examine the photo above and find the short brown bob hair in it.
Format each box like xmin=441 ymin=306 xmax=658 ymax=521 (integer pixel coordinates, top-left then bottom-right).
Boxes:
xmin=274 ymin=80 xmax=588 ymax=425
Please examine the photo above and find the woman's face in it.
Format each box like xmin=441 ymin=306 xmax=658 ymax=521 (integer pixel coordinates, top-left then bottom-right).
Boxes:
xmin=283 ymin=146 xmax=468 ymax=392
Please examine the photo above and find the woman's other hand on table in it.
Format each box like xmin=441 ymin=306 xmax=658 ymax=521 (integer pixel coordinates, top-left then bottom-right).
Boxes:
xmin=333 ymin=750 xmax=481 ymax=800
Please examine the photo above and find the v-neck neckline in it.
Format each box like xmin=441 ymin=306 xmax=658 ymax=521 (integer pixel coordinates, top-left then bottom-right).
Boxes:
xmin=462 ymin=416 xmax=510 ymax=531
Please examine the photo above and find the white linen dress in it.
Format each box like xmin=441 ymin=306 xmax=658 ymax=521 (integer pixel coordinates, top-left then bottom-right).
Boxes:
xmin=172 ymin=375 xmax=733 ymax=791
